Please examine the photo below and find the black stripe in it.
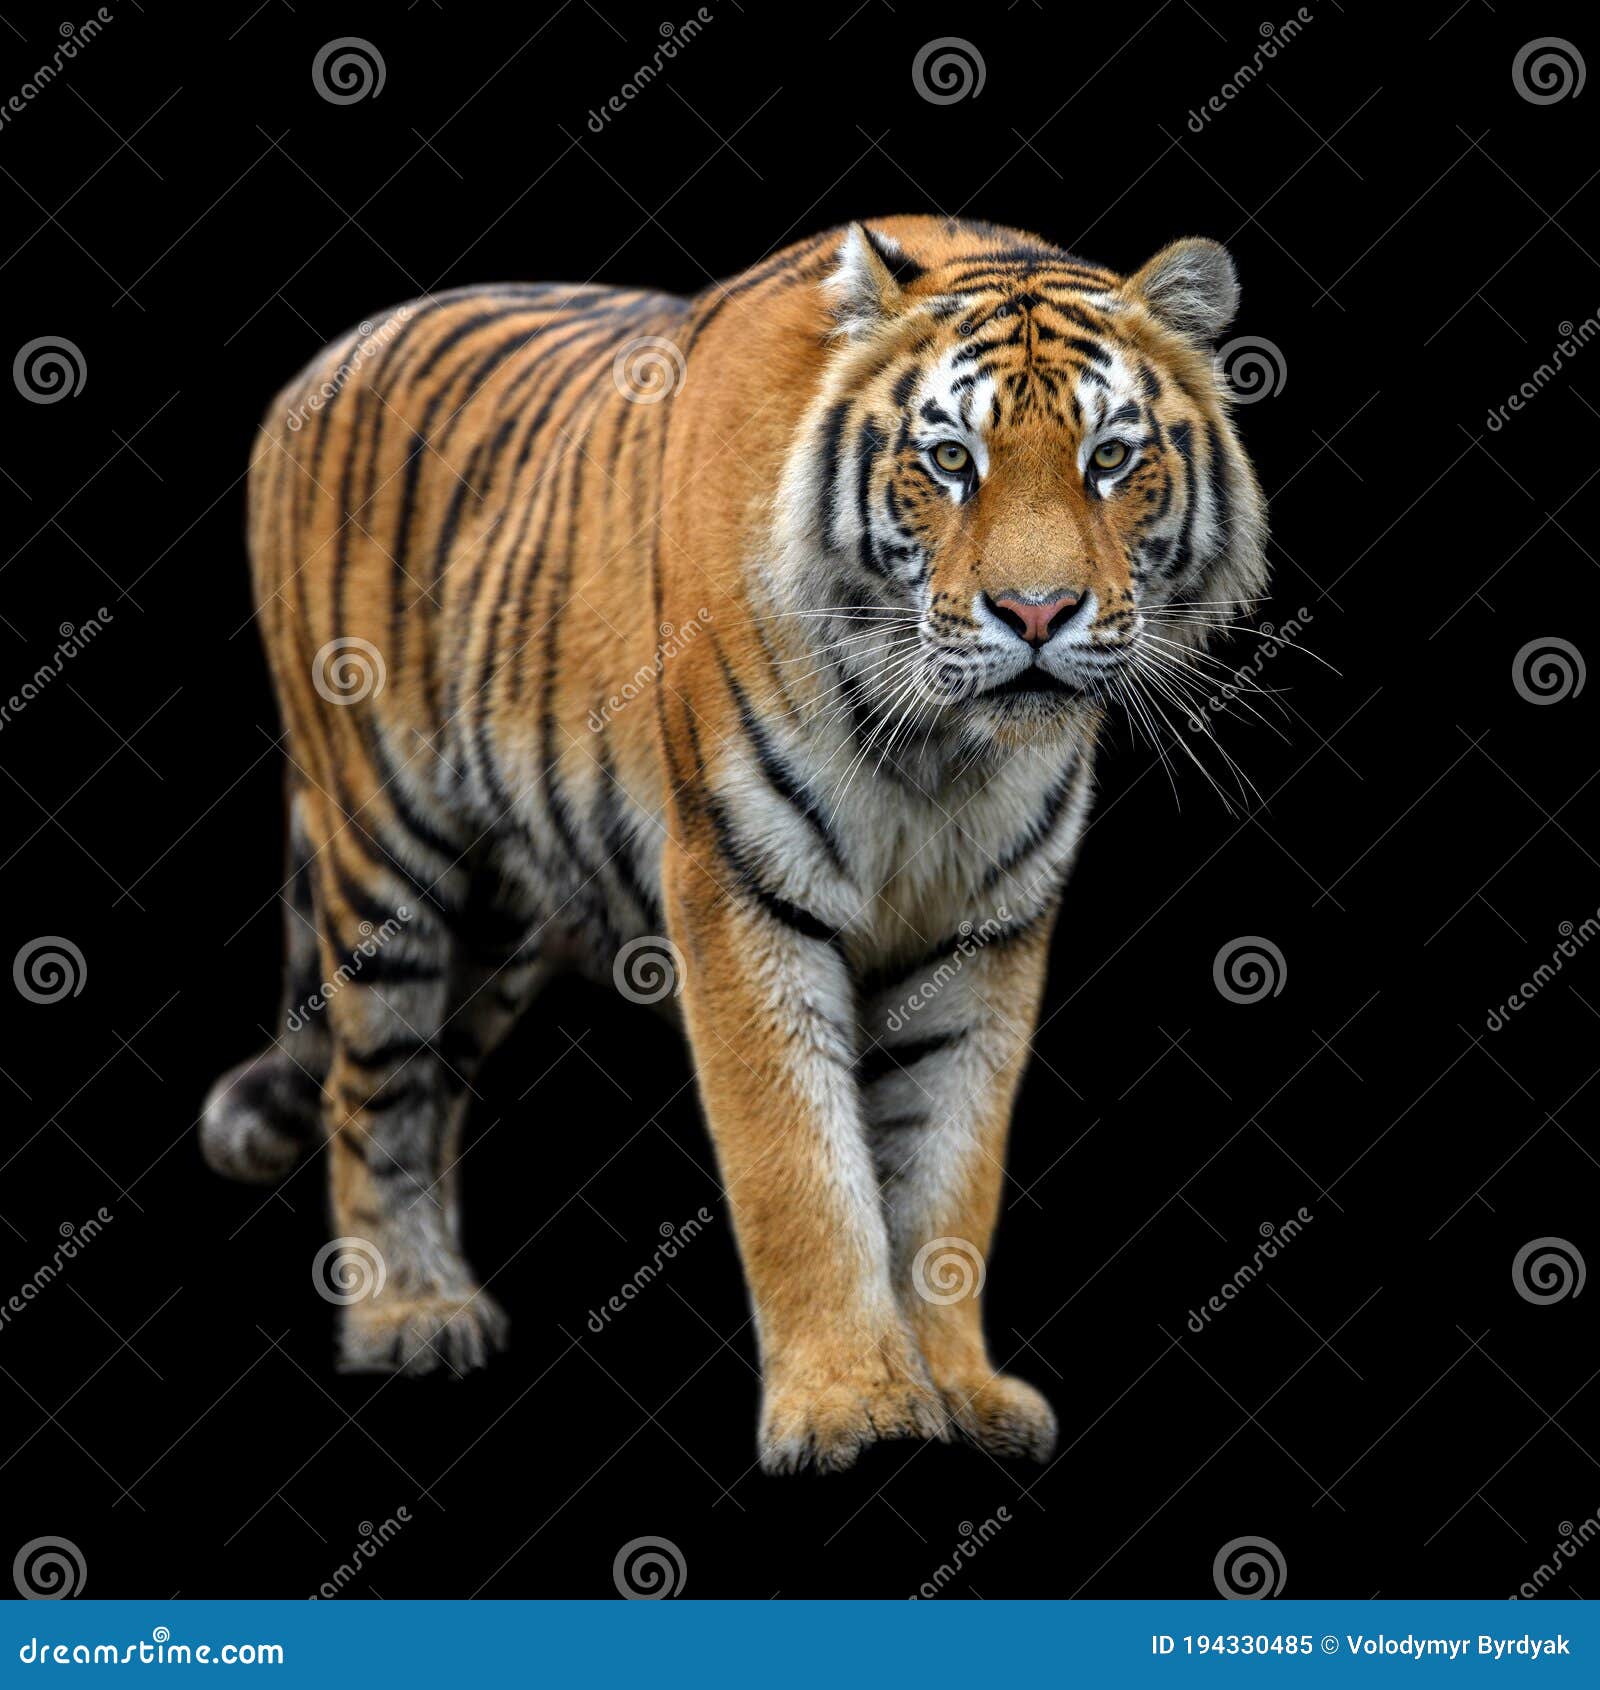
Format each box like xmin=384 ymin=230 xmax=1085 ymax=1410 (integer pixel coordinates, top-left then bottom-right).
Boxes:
xmin=857 ymin=1029 xmax=966 ymax=1086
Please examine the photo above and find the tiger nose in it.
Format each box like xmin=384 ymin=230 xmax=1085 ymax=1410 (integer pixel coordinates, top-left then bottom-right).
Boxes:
xmin=985 ymin=590 xmax=1084 ymax=646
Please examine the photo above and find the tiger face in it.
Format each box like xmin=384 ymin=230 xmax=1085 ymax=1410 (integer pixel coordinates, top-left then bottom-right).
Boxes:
xmin=783 ymin=222 xmax=1268 ymax=759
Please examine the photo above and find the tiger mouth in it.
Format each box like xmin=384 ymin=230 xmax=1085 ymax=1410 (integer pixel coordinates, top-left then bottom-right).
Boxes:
xmin=983 ymin=667 xmax=1079 ymax=702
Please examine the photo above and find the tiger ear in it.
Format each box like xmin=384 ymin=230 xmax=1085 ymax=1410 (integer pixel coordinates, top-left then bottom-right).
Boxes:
xmin=1126 ymin=238 xmax=1238 ymax=343
xmin=822 ymin=223 xmax=904 ymax=340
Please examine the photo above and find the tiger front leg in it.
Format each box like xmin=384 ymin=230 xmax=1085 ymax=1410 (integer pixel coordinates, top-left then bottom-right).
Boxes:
xmin=663 ymin=841 xmax=949 ymax=1474
xmin=861 ymin=917 xmax=1060 ymax=1462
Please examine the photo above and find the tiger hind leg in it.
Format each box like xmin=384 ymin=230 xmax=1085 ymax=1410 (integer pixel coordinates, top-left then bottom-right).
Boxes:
xmin=200 ymin=793 xmax=330 ymax=1183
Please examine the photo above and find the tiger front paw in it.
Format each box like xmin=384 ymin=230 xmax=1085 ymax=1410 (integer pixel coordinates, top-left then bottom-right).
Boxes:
xmin=944 ymin=1373 xmax=1057 ymax=1463
xmin=759 ymin=1356 xmax=952 ymax=1474
xmin=339 ymin=1291 xmax=510 ymax=1378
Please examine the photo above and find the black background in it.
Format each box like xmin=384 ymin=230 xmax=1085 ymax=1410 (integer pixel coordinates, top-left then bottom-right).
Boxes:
xmin=3 ymin=0 xmax=1598 ymax=1601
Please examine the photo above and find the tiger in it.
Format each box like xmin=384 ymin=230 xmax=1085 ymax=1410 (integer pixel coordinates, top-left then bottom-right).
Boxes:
xmin=200 ymin=216 xmax=1267 ymax=1474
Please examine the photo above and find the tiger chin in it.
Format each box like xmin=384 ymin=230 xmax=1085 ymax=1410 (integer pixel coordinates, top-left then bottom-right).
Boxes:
xmin=201 ymin=217 xmax=1267 ymax=1476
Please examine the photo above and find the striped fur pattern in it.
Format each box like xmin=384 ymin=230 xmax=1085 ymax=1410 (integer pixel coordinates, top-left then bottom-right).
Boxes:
xmin=201 ymin=217 xmax=1267 ymax=1471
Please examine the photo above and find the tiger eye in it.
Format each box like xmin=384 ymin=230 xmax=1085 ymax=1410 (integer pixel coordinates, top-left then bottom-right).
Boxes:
xmin=934 ymin=441 xmax=971 ymax=474
xmin=1092 ymin=440 xmax=1130 ymax=471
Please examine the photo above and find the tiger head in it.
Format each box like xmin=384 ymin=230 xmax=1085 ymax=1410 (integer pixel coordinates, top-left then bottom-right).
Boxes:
xmin=775 ymin=217 xmax=1268 ymax=759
